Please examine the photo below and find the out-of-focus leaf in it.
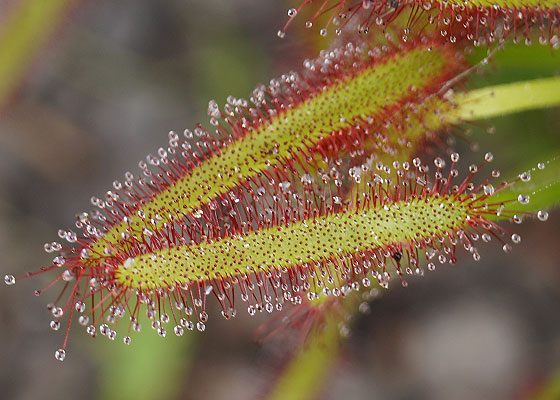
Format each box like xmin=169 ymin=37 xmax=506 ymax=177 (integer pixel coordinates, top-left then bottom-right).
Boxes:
xmin=95 ymin=316 xmax=196 ymax=400
xmin=532 ymin=369 xmax=560 ymax=400
xmin=0 ymin=0 xmax=77 ymax=108
xmin=467 ymin=44 xmax=560 ymax=85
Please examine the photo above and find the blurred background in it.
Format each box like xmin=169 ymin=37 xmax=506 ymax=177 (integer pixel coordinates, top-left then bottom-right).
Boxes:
xmin=0 ymin=1 xmax=559 ymax=399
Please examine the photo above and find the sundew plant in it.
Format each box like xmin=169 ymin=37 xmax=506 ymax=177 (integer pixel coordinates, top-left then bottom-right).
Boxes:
xmin=2 ymin=1 xmax=560 ymax=399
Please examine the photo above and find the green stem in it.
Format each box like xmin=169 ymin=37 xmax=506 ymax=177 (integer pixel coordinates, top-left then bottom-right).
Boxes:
xmin=266 ymin=319 xmax=340 ymax=400
xmin=453 ymin=76 xmax=560 ymax=121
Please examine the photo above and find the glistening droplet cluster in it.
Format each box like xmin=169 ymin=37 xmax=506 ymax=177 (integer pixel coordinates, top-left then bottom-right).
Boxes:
xmin=280 ymin=0 xmax=560 ymax=47
xmin=3 ymin=33 xmax=549 ymax=362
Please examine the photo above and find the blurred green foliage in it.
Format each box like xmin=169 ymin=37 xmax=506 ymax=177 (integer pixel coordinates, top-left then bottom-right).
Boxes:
xmin=0 ymin=0 xmax=76 ymax=108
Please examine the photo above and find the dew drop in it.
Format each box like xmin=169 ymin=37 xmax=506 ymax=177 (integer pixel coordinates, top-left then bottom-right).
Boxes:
xmin=484 ymin=152 xmax=494 ymax=162
xmin=483 ymin=184 xmax=495 ymax=195
xmin=53 ymin=256 xmax=65 ymax=267
xmin=100 ymin=323 xmax=111 ymax=336
xmin=519 ymin=172 xmax=531 ymax=182
xmin=199 ymin=311 xmax=208 ymax=322
xmin=277 ymin=30 xmax=285 ymax=39
xmin=174 ymin=325 xmax=184 ymax=336
xmin=80 ymin=248 xmax=90 ymax=259
xmin=537 ymin=210 xmax=549 ymax=221
xmin=4 ymin=274 xmax=15 ymax=286
xmin=67 ymin=231 xmax=78 ymax=243
xmin=54 ymin=349 xmax=66 ymax=361
xmin=75 ymin=301 xmax=86 ymax=313
xmin=358 ymin=302 xmax=370 ymax=314
xmin=339 ymin=323 xmax=350 ymax=337
xmin=434 ymin=157 xmax=445 ymax=168
xmin=517 ymin=194 xmax=530 ymax=205
xmin=511 ymin=234 xmax=521 ymax=244
xmin=287 ymin=8 xmax=297 ymax=16
xmin=124 ymin=336 xmax=131 ymax=345
xmin=87 ymin=325 xmax=96 ymax=336
xmin=62 ymin=270 xmax=74 ymax=282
